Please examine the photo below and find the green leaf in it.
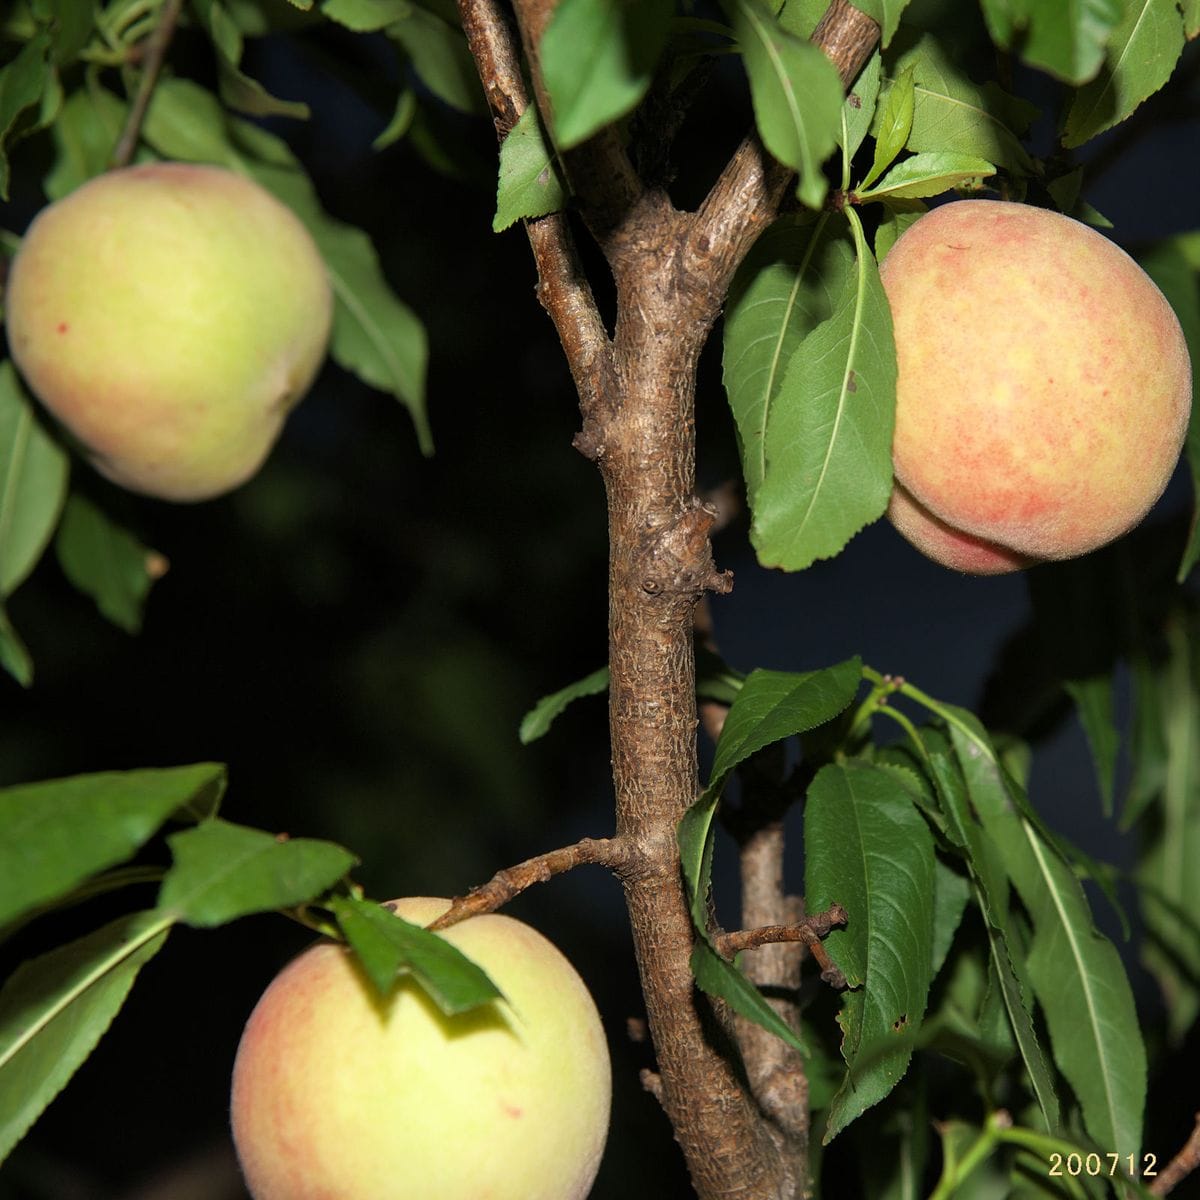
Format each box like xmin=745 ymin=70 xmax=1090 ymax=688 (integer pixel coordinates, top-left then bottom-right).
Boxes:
xmin=372 ymin=88 xmax=418 ymax=149
xmin=861 ymin=63 xmax=914 ymax=191
xmin=518 ymin=665 xmax=608 ymax=744
xmin=0 ymin=361 xmax=69 ymax=599
xmin=31 ymin=0 xmax=95 ymax=66
xmin=840 ymin=49 xmax=882 ymax=167
xmin=731 ymin=0 xmax=844 ymax=209
xmin=330 ymin=896 xmax=502 ymax=1014
xmin=0 ymin=604 xmax=32 ymax=687
xmin=0 ymin=32 xmax=52 ymax=199
xmin=322 ymin=0 xmax=409 ymax=30
xmin=1063 ymin=0 xmax=1185 ymax=148
xmin=142 ymin=77 xmax=244 ymax=168
xmin=950 ymin=720 xmax=1146 ymax=1158
xmin=192 ymin=0 xmax=311 ymax=119
xmin=920 ymin=736 xmax=1063 ymax=1135
xmin=0 ymin=764 xmax=226 ymax=930
xmin=388 ymin=5 xmax=485 ymax=115
xmin=494 ymin=105 xmax=569 ymax=233
xmin=847 ymin=0 xmax=909 ymax=46
xmin=0 ymin=910 xmax=170 ymax=1164
xmin=1137 ymin=238 xmax=1200 ymax=583
xmin=54 ymin=494 xmax=162 ymax=635
xmin=1063 ymin=677 xmax=1118 ymax=816
xmin=159 ymin=820 xmax=357 ymax=927
xmin=805 ymin=760 xmax=937 ymax=1140
xmin=931 ymin=857 xmax=971 ymax=980
xmin=541 ymin=0 xmax=672 ymax=148
xmin=690 ymin=939 xmax=806 ymax=1052
xmin=251 ymin=165 xmax=432 ymax=453
xmin=679 ymin=657 xmax=862 ymax=927
xmin=751 ymin=209 xmax=896 ymax=570
xmin=979 ymin=0 xmax=1121 ymax=85
xmin=1135 ymin=616 xmax=1200 ymax=1042
xmin=45 ymin=85 xmax=126 ymax=200
xmin=873 ymin=200 xmax=926 ymax=261
xmin=1184 ymin=0 xmax=1200 ymax=37
xmin=885 ymin=33 xmax=1037 ymax=174
xmin=856 ymin=151 xmax=995 ymax=201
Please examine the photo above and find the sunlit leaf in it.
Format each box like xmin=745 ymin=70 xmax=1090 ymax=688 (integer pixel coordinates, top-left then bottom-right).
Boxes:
xmin=0 ymin=764 xmax=226 ymax=929
xmin=159 ymin=820 xmax=357 ymax=927
xmin=518 ymin=665 xmax=608 ymax=745
xmin=331 ymin=896 xmax=502 ymax=1014
xmin=1063 ymin=0 xmax=1185 ymax=148
xmin=979 ymin=0 xmax=1121 ymax=84
xmin=494 ymin=105 xmax=569 ymax=232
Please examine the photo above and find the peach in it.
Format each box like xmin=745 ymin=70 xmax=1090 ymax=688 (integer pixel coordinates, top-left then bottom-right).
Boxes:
xmin=879 ymin=200 xmax=1191 ymax=574
xmin=5 ymin=163 xmax=332 ymax=501
xmin=230 ymin=898 xmax=611 ymax=1200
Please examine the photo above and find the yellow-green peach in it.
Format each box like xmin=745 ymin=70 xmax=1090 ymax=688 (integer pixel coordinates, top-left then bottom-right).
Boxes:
xmin=879 ymin=200 xmax=1191 ymax=574
xmin=5 ymin=163 xmax=332 ymax=501
xmin=230 ymin=898 xmax=611 ymax=1200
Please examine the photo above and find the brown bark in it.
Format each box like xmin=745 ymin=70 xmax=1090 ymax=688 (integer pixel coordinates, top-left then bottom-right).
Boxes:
xmin=456 ymin=2 xmax=880 ymax=1195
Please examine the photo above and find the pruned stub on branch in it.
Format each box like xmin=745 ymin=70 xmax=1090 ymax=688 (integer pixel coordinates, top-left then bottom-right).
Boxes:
xmin=452 ymin=1 xmax=881 ymax=1197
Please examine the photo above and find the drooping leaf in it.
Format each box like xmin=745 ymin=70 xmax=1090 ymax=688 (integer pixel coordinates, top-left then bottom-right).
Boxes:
xmin=54 ymin=494 xmax=163 ymax=635
xmin=322 ymin=0 xmax=409 ymax=30
xmin=979 ymin=0 xmax=1121 ymax=85
xmin=0 ymin=765 xmax=226 ymax=930
xmin=884 ymin=33 xmax=1037 ymax=174
xmin=855 ymin=152 xmax=995 ymax=201
xmin=931 ymin=857 xmax=971 ymax=980
xmin=191 ymin=0 xmax=311 ymax=119
xmin=1063 ymin=677 xmax=1118 ymax=816
xmin=1063 ymin=0 xmax=1185 ymax=148
xmin=0 ymin=910 xmax=170 ymax=1164
xmin=805 ymin=760 xmax=937 ymax=1140
xmin=679 ymin=657 xmax=862 ymax=927
xmin=518 ymin=665 xmax=608 ymax=745
xmin=46 ymin=85 xmax=126 ymax=200
xmin=860 ymin=63 xmax=914 ymax=191
xmin=731 ymin=0 xmax=844 ymax=209
xmin=690 ymin=938 xmax=807 ymax=1052
xmin=159 ymin=820 xmax=357 ymax=927
xmin=387 ymin=5 xmax=485 ymax=114
xmin=541 ymin=0 xmax=672 ymax=148
xmin=494 ymin=105 xmax=569 ymax=232
xmin=1137 ymin=238 xmax=1200 ymax=583
xmin=330 ymin=895 xmax=502 ymax=1014
xmin=950 ymin=717 xmax=1146 ymax=1158
xmin=0 ymin=362 xmax=69 ymax=600
xmin=0 ymin=605 xmax=32 ymax=687
xmin=751 ymin=210 xmax=896 ymax=570
xmin=0 ymin=32 xmax=52 ymax=199
xmin=1135 ymin=616 xmax=1200 ymax=1042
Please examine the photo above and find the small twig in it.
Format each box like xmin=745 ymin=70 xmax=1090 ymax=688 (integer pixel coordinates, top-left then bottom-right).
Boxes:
xmin=716 ymin=904 xmax=848 ymax=989
xmin=456 ymin=0 xmax=615 ymax=427
xmin=110 ymin=0 xmax=184 ymax=168
xmin=1150 ymin=1112 xmax=1200 ymax=1196
xmin=428 ymin=836 xmax=629 ymax=930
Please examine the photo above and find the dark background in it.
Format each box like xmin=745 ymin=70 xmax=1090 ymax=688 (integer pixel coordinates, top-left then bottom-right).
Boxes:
xmin=1 ymin=4 xmax=1199 ymax=1197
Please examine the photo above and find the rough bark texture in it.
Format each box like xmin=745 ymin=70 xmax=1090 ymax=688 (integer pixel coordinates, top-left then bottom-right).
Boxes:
xmin=457 ymin=2 xmax=880 ymax=1195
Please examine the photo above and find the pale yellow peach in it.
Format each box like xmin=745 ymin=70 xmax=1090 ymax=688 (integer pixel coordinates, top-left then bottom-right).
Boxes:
xmin=230 ymin=898 xmax=611 ymax=1200
xmin=5 ymin=163 xmax=331 ymax=501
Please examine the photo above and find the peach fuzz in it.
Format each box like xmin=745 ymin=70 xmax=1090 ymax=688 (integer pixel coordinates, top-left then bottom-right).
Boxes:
xmin=879 ymin=200 xmax=1191 ymax=573
xmin=230 ymin=897 xmax=611 ymax=1200
xmin=5 ymin=163 xmax=332 ymax=502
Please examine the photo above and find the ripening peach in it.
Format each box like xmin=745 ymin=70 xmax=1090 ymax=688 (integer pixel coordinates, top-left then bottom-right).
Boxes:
xmin=230 ymin=898 xmax=611 ymax=1200
xmin=5 ymin=163 xmax=332 ymax=501
xmin=879 ymin=200 xmax=1192 ymax=574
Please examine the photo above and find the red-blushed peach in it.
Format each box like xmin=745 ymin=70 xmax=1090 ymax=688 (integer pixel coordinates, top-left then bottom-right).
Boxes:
xmin=5 ymin=163 xmax=332 ymax=502
xmin=879 ymin=200 xmax=1191 ymax=573
xmin=229 ymin=897 xmax=611 ymax=1200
